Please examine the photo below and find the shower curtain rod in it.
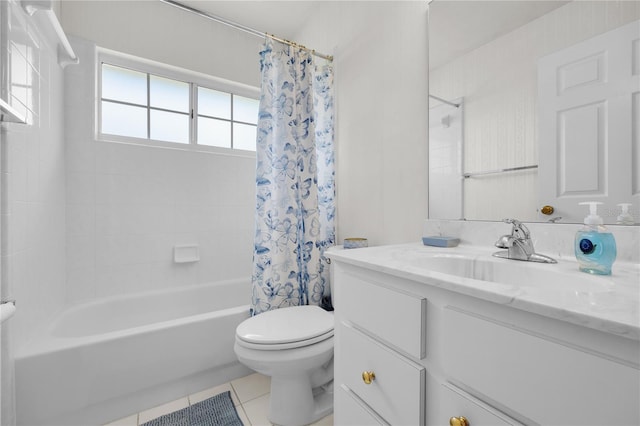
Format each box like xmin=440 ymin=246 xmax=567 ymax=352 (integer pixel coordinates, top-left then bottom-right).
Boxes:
xmin=159 ymin=0 xmax=334 ymax=62
xmin=429 ymin=94 xmax=460 ymax=108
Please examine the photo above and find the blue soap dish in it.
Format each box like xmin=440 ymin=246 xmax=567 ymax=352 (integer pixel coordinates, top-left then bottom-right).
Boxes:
xmin=344 ymin=238 xmax=368 ymax=249
xmin=422 ymin=236 xmax=460 ymax=248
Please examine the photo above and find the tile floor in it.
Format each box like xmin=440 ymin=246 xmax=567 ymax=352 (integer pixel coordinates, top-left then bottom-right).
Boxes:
xmin=103 ymin=372 xmax=333 ymax=426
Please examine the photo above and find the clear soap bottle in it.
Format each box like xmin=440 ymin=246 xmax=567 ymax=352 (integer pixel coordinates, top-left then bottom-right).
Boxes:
xmin=616 ymin=203 xmax=635 ymax=225
xmin=575 ymin=202 xmax=617 ymax=275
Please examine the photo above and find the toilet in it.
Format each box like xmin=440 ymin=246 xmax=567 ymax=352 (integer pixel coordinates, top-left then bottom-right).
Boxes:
xmin=234 ymin=305 xmax=334 ymax=426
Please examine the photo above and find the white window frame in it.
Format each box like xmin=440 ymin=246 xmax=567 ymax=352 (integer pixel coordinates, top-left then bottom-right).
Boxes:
xmin=96 ymin=47 xmax=260 ymax=157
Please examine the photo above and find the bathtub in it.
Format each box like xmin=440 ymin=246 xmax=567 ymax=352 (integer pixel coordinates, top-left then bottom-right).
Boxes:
xmin=14 ymin=279 xmax=252 ymax=426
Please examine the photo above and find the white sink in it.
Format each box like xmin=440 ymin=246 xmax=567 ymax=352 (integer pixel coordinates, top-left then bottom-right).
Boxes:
xmin=410 ymin=253 xmax=614 ymax=294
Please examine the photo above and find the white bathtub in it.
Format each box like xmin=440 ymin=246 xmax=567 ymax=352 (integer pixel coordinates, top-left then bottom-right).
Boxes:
xmin=15 ymin=279 xmax=252 ymax=426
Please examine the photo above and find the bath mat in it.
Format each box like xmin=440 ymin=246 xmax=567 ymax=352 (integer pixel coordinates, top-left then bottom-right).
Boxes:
xmin=141 ymin=391 xmax=244 ymax=426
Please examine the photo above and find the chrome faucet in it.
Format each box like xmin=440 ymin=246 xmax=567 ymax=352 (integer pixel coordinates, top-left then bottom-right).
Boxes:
xmin=493 ymin=219 xmax=557 ymax=264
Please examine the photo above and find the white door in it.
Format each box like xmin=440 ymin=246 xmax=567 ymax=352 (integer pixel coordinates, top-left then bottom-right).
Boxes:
xmin=538 ymin=20 xmax=640 ymax=224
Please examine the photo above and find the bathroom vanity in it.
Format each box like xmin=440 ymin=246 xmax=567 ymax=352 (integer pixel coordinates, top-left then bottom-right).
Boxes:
xmin=328 ymin=243 xmax=640 ymax=426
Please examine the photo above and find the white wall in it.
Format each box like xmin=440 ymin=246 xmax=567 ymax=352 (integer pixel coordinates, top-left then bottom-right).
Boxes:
xmin=1 ymin=1 xmax=67 ymax=422
xmin=430 ymin=0 xmax=640 ymax=222
xmin=63 ymin=37 xmax=256 ymax=304
xmin=60 ymin=0 xmax=262 ymax=87
xmin=295 ymin=1 xmax=430 ymax=246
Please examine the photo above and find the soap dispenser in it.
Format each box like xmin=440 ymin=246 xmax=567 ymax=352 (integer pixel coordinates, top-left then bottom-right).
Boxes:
xmin=616 ymin=203 xmax=635 ymax=225
xmin=575 ymin=202 xmax=617 ymax=275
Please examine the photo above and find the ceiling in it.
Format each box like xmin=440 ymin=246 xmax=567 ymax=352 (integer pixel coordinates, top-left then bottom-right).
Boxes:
xmin=429 ymin=0 xmax=570 ymax=69
xmin=174 ymin=0 xmax=570 ymax=69
xmin=178 ymin=1 xmax=320 ymax=39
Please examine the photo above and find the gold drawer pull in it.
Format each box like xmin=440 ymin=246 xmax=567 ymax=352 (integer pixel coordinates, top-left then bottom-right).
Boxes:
xmin=450 ymin=416 xmax=469 ymax=426
xmin=362 ymin=371 xmax=375 ymax=384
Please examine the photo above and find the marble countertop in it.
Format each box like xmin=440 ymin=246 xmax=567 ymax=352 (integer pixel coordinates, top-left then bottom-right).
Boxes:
xmin=327 ymin=243 xmax=640 ymax=341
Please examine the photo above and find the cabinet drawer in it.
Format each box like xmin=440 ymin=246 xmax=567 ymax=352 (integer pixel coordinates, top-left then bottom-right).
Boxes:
xmin=336 ymin=385 xmax=388 ymax=425
xmin=339 ymin=322 xmax=425 ymax=425
xmin=339 ymin=271 xmax=426 ymax=358
xmin=444 ymin=307 xmax=640 ymax=425
xmin=429 ymin=382 xmax=522 ymax=426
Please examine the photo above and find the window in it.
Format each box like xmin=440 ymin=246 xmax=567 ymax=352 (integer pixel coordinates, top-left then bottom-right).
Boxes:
xmin=196 ymin=87 xmax=259 ymax=150
xmin=98 ymin=54 xmax=260 ymax=152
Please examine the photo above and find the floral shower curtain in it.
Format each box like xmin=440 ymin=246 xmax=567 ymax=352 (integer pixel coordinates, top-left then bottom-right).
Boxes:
xmin=251 ymin=37 xmax=335 ymax=316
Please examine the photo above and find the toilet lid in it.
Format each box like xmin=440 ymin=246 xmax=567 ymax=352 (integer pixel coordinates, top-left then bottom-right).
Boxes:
xmin=236 ymin=305 xmax=334 ymax=346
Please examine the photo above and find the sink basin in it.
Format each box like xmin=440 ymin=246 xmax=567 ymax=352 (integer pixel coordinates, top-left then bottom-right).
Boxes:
xmin=412 ymin=254 xmax=614 ymax=294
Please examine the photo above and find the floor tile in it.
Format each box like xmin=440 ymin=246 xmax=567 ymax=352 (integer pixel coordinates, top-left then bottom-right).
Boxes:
xmin=102 ymin=413 xmax=138 ymax=426
xmin=101 ymin=373 xmax=303 ymax=426
xmin=241 ymin=393 xmax=272 ymax=426
xmin=310 ymin=414 xmax=334 ymax=425
xmin=231 ymin=372 xmax=271 ymax=403
xmin=189 ymin=382 xmax=241 ymax=406
xmin=236 ymin=405 xmax=252 ymax=426
xmin=138 ymin=397 xmax=189 ymax=424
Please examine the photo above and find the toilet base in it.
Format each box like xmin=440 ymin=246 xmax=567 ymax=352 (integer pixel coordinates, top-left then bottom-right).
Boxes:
xmin=234 ymin=341 xmax=334 ymax=425
xmin=269 ymin=375 xmax=333 ymax=426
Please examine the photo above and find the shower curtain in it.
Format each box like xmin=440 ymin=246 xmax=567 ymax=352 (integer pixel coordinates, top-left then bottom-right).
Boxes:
xmin=251 ymin=37 xmax=335 ymax=316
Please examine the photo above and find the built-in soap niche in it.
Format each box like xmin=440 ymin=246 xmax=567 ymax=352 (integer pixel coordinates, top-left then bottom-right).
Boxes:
xmin=174 ymin=245 xmax=200 ymax=263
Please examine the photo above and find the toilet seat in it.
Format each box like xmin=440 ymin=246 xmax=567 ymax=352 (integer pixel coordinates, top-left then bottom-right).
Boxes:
xmin=236 ymin=305 xmax=334 ymax=350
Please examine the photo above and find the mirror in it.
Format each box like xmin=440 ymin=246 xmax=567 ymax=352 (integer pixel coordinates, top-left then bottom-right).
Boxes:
xmin=428 ymin=0 xmax=640 ymax=224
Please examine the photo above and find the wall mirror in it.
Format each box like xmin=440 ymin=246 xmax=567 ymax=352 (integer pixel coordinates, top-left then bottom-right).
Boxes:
xmin=428 ymin=0 xmax=640 ymax=225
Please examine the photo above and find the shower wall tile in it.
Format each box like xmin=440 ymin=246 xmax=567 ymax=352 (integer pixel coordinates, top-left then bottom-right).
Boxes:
xmin=67 ymin=172 xmax=95 ymax=205
xmin=66 ymin=267 xmax=96 ymax=302
xmin=5 ymin=144 xmax=28 ymax=206
xmin=94 ymin=263 xmax=153 ymax=298
xmin=64 ymin=37 xmax=256 ymax=305
xmin=65 ymin=135 xmax=95 ymax=174
xmin=94 ymin=234 xmax=171 ymax=267
xmin=147 ymin=262 xmax=176 ymax=288
xmin=2 ymin=0 xmax=67 ymax=352
xmin=66 ymin=234 xmax=95 ymax=270
xmin=66 ymin=203 xmax=95 ymax=236
xmin=63 ymin=39 xmax=96 ymax=108
xmin=95 ymin=203 xmax=174 ymax=236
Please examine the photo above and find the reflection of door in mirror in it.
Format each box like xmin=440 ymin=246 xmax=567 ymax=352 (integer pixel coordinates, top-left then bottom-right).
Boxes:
xmin=429 ymin=99 xmax=463 ymax=219
xmin=538 ymin=20 xmax=640 ymax=225
xmin=429 ymin=1 xmax=640 ymax=224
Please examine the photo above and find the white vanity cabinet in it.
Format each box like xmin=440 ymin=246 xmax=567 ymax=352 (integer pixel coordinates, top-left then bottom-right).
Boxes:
xmin=331 ymin=257 xmax=640 ymax=426
xmin=334 ymin=267 xmax=427 ymax=425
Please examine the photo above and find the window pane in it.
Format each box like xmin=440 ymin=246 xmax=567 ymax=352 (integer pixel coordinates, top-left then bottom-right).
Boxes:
xmin=198 ymin=87 xmax=231 ymax=119
xmin=102 ymin=101 xmax=147 ymax=138
xmin=233 ymin=123 xmax=257 ymax=151
xmin=150 ymin=110 xmax=189 ymax=144
xmin=198 ymin=117 xmax=231 ymax=148
xmin=233 ymin=95 xmax=259 ymax=124
xmin=150 ymin=75 xmax=189 ymax=112
xmin=102 ymin=64 xmax=147 ymax=105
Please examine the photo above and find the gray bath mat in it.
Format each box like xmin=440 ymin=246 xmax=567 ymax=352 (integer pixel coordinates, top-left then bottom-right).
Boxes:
xmin=141 ymin=391 xmax=244 ymax=426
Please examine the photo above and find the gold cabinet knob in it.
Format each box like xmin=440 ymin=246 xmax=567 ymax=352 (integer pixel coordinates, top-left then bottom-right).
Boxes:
xmin=540 ymin=205 xmax=554 ymax=215
xmin=362 ymin=371 xmax=375 ymax=384
xmin=450 ymin=416 xmax=469 ymax=426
